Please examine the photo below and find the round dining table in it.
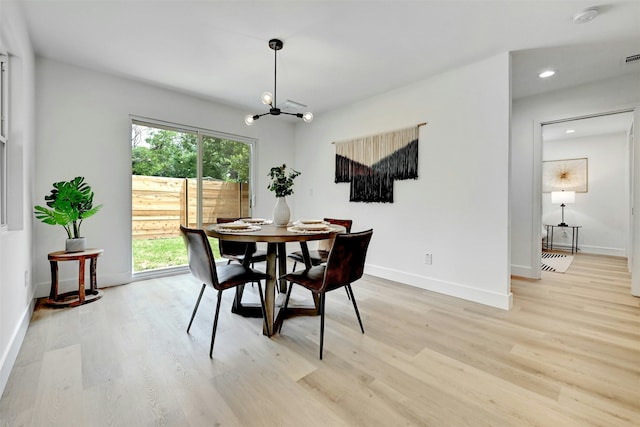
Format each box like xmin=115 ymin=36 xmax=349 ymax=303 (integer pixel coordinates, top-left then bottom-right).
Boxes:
xmin=205 ymin=222 xmax=346 ymax=336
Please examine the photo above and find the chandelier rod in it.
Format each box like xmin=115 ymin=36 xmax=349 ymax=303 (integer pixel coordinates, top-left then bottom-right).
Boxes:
xmin=273 ymin=42 xmax=277 ymax=108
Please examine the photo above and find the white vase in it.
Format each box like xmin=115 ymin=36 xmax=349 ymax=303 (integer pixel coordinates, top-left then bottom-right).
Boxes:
xmin=273 ymin=197 xmax=290 ymax=226
xmin=65 ymin=237 xmax=87 ymax=253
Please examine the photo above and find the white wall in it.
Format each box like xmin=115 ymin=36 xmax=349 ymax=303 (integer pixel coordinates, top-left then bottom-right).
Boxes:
xmin=34 ymin=58 xmax=297 ymax=297
xmin=511 ymin=73 xmax=640 ymax=278
xmin=0 ymin=1 xmax=36 ymax=397
xmin=1 ymin=44 xmax=512 ymax=397
xmin=293 ymin=53 xmax=512 ymax=310
xmin=542 ymin=132 xmax=629 ymax=256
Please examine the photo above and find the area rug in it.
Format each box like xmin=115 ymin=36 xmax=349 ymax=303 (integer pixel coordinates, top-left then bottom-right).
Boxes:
xmin=541 ymin=252 xmax=574 ymax=273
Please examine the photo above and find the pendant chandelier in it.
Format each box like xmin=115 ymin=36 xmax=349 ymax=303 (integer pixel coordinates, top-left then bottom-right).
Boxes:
xmin=244 ymin=39 xmax=313 ymax=126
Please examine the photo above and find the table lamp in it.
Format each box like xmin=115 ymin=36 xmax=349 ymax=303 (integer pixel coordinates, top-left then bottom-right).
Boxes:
xmin=551 ymin=190 xmax=575 ymax=227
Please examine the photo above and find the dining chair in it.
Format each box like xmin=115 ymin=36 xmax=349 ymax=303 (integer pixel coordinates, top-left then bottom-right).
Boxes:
xmin=279 ymin=229 xmax=373 ymax=359
xmin=287 ymin=218 xmax=353 ymax=271
xmin=180 ymin=225 xmax=270 ymax=358
xmin=216 ymin=217 xmax=267 ymax=267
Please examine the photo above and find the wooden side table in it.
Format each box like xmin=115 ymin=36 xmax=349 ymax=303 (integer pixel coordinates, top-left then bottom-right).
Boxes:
xmin=47 ymin=248 xmax=104 ymax=308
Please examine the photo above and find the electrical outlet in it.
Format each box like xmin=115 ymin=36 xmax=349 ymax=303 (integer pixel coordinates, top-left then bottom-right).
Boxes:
xmin=424 ymin=253 xmax=432 ymax=265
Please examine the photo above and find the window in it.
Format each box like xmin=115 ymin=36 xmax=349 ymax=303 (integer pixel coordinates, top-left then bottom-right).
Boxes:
xmin=0 ymin=54 xmax=8 ymax=229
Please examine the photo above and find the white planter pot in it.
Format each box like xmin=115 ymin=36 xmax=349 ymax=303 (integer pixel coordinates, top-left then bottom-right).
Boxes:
xmin=66 ymin=237 xmax=87 ymax=253
xmin=272 ymin=197 xmax=290 ymax=226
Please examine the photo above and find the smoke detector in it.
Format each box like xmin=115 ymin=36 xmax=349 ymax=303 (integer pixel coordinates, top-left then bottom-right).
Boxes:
xmin=573 ymin=8 xmax=598 ymax=24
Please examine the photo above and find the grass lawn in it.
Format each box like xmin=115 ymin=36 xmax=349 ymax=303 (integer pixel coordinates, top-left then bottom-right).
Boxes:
xmin=133 ymin=236 xmax=221 ymax=272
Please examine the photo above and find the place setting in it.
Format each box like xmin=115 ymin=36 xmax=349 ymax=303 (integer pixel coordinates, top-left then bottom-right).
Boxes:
xmin=287 ymin=219 xmax=335 ymax=234
xmin=240 ymin=218 xmax=272 ymax=226
xmin=215 ymin=220 xmax=262 ymax=233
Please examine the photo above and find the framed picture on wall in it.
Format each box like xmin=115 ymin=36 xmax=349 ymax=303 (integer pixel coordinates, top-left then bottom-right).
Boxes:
xmin=542 ymin=157 xmax=588 ymax=192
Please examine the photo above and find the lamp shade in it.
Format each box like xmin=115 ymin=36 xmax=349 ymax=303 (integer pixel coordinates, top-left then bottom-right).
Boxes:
xmin=551 ymin=190 xmax=575 ymax=204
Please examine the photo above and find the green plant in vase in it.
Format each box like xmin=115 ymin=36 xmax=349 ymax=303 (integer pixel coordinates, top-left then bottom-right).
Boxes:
xmin=268 ymin=164 xmax=300 ymax=225
xmin=34 ymin=176 xmax=103 ymax=252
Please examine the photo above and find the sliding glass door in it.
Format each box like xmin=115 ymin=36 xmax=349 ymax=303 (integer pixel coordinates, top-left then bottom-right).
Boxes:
xmin=131 ymin=118 xmax=255 ymax=273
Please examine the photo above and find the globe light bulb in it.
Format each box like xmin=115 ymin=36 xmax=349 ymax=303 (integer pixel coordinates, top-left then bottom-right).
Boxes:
xmin=261 ymin=92 xmax=273 ymax=105
xmin=302 ymin=112 xmax=314 ymax=123
xmin=244 ymin=114 xmax=255 ymax=126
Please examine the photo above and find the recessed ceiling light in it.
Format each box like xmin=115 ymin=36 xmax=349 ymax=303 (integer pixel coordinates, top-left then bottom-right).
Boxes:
xmin=566 ymin=129 xmax=576 ymax=134
xmin=573 ymin=8 xmax=599 ymax=24
xmin=539 ymin=70 xmax=556 ymax=78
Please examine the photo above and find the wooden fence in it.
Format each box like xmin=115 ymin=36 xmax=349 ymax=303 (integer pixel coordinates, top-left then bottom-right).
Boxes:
xmin=132 ymin=175 xmax=250 ymax=239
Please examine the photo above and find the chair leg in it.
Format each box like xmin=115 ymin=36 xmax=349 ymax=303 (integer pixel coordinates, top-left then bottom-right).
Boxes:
xmin=319 ymin=292 xmax=326 ymax=360
xmin=187 ymin=284 xmax=206 ymax=333
xmin=251 ymin=262 xmax=256 ymax=287
xmin=346 ymin=284 xmax=364 ymax=334
xmin=256 ymin=281 xmax=270 ymax=336
xmin=292 ymin=261 xmax=297 ymax=271
xmin=210 ymin=290 xmax=223 ymax=358
xmin=345 ymin=286 xmax=351 ymax=300
xmin=278 ymin=282 xmax=295 ymax=333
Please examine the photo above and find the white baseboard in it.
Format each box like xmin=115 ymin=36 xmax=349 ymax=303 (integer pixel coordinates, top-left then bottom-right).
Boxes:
xmin=0 ymin=297 xmax=35 ymax=398
xmin=365 ymin=264 xmax=512 ymax=310
xmin=511 ymin=264 xmax=539 ymax=279
xmin=576 ymin=244 xmax=626 ymax=257
xmin=546 ymin=242 xmax=625 ymax=257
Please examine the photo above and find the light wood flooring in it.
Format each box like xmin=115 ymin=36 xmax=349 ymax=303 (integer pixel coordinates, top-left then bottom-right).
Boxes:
xmin=1 ymin=253 xmax=639 ymax=426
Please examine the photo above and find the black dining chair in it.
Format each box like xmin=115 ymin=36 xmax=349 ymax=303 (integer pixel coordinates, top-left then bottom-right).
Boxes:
xmin=287 ymin=218 xmax=353 ymax=271
xmin=180 ymin=225 xmax=270 ymax=358
xmin=216 ymin=217 xmax=267 ymax=267
xmin=279 ymin=229 xmax=373 ymax=359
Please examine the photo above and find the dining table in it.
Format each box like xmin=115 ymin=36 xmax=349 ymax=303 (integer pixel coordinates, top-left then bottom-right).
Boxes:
xmin=205 ymin=221 xmax=346 ymax=336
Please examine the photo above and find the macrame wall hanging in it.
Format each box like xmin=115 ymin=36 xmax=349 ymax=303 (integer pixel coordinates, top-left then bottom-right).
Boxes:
xmin=333 ymin=123 xmax=424 ymax=203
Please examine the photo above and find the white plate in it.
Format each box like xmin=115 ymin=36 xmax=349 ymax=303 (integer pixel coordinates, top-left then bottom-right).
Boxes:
xmin=295 ymin=223 xmax=330 ymax=231
xmin=242 ymin=218 xmax=267 ymax=224
xmin=218 ymin=225 xmax=261 ymax=233
xmin=288 ymin=226 xmax=333 ymax=234
xmin=299 ymin=219 xmax=325 ymax=224
xmin=218 ymin=223 xmax=251 ymax=230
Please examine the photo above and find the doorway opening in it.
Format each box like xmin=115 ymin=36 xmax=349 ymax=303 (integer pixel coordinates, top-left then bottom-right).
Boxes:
xmin=538 ymin=110 xmax=634 ymax=275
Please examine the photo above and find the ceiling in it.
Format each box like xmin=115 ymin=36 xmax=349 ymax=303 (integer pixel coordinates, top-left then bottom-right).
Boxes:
xmin=14 ymin=0 xmax=640 ymax=121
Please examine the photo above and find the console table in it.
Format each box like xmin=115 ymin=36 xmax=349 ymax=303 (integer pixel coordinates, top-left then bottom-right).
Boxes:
xmin=544 ymin=225 xmax=581 ymax=254
xmin=47 ymin=248 xmax=103 ymax=307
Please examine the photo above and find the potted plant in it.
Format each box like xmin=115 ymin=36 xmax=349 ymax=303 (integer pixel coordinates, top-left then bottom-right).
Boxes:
xmin=267 ymin=164 xmax=300 ymax=225
xmin=34 ymin=176 xmax=103 ymax=252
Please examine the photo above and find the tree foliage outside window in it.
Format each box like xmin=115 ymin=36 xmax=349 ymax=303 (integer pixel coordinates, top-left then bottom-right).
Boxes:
xmin=131 ymin=126 xmax=250 ymax=182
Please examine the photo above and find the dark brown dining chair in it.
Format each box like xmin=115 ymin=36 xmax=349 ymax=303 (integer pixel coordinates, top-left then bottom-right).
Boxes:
xmin=279 ymin=229 xmax=373 ymax=359
xmin=180 ymin=225 xmax=270 ymax=358
xmin=287 ymin=218 xmax=353 ymax=271
xmin=216 ymin=217 xmax=268 ymax=267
